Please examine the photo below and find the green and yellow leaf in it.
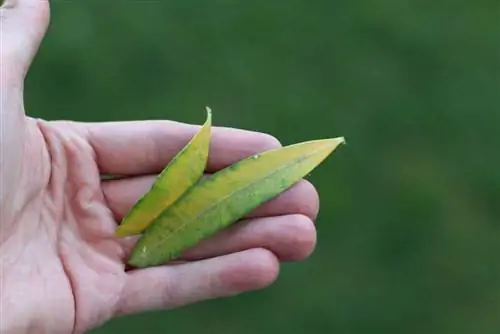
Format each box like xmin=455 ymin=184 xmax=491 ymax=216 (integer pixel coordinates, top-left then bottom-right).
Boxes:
xmin=115 ymin=108 xmax=212 ymax=237
xmin=128 ymin=137 xmax=345 ymax=268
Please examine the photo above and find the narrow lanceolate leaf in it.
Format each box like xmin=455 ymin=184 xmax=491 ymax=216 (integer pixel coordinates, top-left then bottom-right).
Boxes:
xmin=115 ymin=108 xmax=212 ymax=237
xmin=128 ymin=137 xmax=346 ymax=268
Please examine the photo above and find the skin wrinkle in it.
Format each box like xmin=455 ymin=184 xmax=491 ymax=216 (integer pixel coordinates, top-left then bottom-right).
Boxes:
xmin=35 ymin=120 xmax=78 ymax=334
xmin=1 ymin=213 xmax=71 ymax=334
xmin=37 ymin=120 xmax=67 ymax=219
xmin=66 ymin=139 xmax=104 ymax=236
xmin=82 ymin=127 xmax=118 ymax=224
xmin=0 ymin=122 xmax=46 ymax=245
xmin=42 ymin=125 xmax=125 ymax=333
xmin=37 ymin=122 xmax=117 ymax=333
xmin=1 ymin=120 xmax=45 ymax=332
xmin=1 ymin=123 xmax=49 ymax=255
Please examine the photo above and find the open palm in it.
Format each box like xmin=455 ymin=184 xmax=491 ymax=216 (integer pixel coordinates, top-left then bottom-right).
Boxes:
xmin=0 ymin=2 xmax=319 ymax=334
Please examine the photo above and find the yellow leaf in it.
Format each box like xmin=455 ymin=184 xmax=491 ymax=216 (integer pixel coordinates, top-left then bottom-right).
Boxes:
xmin=115 ymin=108 xmax=212 ymax=237
xmin=128 ymin=137 xmax=345 ymax=267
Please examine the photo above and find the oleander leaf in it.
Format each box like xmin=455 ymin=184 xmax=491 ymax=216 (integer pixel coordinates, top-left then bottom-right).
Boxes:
xmin=115 ymin=107 xmax=212 ymax=237
xmin=128 ymin=136 xmax=345 ymax=268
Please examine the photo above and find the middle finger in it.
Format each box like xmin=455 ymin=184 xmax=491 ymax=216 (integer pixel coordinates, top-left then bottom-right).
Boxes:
xmin=101 ymin=174 xmax=320 ymax=222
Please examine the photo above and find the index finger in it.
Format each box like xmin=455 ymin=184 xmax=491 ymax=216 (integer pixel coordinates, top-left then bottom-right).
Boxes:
xmin=83 ymin=119 xmax=281 ymax=175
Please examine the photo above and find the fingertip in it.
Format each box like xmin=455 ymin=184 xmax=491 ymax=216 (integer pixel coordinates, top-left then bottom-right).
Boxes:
xmin=219 ymin=248 xmax=280 ymax=294
xmin=245 ymin=214 xmax=317 ymax=262
xmin=286 ymin=215 xmax=318 ymax=261
xmin=299 ymin=179 xmax=321 ymax=220
xmin=260 ymin=133 xmax=282 ymax=151
xmin=279 ymin=180 xmax=320 ymax=221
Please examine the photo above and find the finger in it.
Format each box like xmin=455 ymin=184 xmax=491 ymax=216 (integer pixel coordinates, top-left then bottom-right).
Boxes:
xmin=116 ymin=248 xmax=279 ymax=316
xmin=182 ymin=214 xmax=317 ymax=262
xmin=102 ymin=175 xmax=320 ymax=222
xmin=83 ymin=120 xmax=281 ymax=175
xmin=1 ymin=0 xmax=50 ymax=82
xmin=117 ymin=214 xmax=317 ymax=263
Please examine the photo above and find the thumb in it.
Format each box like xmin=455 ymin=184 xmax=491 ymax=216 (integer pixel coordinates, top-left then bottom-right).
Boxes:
xmin=0 ymin=0 xmax=50 ymax=221
xmin=1 ymin=0 xmax=50 ymax=82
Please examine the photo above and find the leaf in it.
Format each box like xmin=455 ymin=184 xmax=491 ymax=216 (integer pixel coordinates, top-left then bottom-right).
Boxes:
xmin=115 ymin=107 xmax=212 ymax=237
xmin=127 ymin=136 xmax=345 ymax=268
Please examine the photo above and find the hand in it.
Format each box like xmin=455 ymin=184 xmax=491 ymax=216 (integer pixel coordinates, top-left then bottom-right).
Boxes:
xmin=0 ymin=1 xmax=319 ymax=333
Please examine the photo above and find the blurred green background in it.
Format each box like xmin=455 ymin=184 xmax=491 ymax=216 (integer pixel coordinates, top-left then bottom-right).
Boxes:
xmin=26 ymin=1 xmax=499 ymax=333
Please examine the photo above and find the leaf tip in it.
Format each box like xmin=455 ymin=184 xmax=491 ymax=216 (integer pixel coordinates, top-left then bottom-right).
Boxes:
xmin=320 ymin=136 xmax=346 ymax=151
xmin=127 ymin=245 xmax=152 ymax=268
xmin=205 ymin=106 xmax=212 ymax=122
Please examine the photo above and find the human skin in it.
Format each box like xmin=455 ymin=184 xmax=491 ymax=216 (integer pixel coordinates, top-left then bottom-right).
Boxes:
xmin=0 ymin=1 xmax=320 ymax=333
